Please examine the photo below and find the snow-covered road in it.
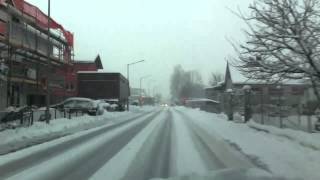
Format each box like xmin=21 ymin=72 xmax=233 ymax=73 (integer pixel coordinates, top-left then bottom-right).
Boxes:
xmin=0 ymin=107 xmax=290 ymax=180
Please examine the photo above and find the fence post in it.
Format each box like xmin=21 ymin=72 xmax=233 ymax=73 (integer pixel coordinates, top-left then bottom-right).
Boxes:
xmin=20 ymin=111 xmax=23 ymax=125
xmin=31 ymin=111 xmax=34 ymax=126
xmin=54 ymin=108 xmax=57 ymax=119
xmin=68 ymin=111 xmax=71 ymax=119
xmin=260 ymin=91 xmax=264 ymax=124
xmin=307 ymin=114 xmax=312 ymax=133
xmin=298 ymin=105 xmax=302 ymax=125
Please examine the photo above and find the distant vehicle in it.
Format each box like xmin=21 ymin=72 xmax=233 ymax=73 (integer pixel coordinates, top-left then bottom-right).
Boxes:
xmin=160 ymin=103 xmax=169 ymax=107
xmin=131 ymin=100 xmax=139 ymax=106
xmin=51 ymin=97 xmax=101 ymax=116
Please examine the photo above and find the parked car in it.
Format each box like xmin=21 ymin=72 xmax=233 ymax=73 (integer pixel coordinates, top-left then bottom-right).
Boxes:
xmin=52 ymin=97 xmax=100 ymax=116
xmin=131 ymin=100 xmax=139 ymax=106
xmin=95 ymin=100 xmax=110 ymax=115
xmin=102 ymin=99 xmax=125 ymax=111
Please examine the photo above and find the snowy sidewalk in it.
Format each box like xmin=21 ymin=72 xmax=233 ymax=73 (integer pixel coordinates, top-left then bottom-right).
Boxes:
xmin=0 ymin=106 xmax=156 ymax=155
xmin=175 ymin=107 xmax=320 ymax=180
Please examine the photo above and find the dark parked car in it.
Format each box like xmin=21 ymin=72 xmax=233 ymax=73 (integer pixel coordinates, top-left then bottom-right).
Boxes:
xmin=52 ymin=97 xmax=100 ymax=116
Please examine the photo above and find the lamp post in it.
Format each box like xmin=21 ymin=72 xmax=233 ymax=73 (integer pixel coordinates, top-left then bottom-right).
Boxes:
xmin=243 ymin=85 xmax=252 ymax=123
xmin=45 ymin=0 xmax=51 ymax=124
xmin=140 ymin=75 xmax=151 ymax=107
xmin=126 ymin=60 xmax=145 ymax=111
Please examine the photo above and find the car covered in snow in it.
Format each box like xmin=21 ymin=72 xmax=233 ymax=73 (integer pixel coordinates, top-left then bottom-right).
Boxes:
xmin=51 ymin=97 xmax=101 ymax=116
xmin=101 ymin=99 xmax=125 ymax=112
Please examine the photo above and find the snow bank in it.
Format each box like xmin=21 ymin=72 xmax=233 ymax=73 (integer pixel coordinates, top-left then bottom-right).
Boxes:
xmin=150 ymin=168 xmax=284 ymax=180
xmin=6 ymin=114 xmax=150 ymax=180
xmin=175 ymin=106 xmax=320 ymax=180
xmin=248 ymin=121 xmax=320 ymax=150
xmin=0 ymin=107 xmax=155 ymax=155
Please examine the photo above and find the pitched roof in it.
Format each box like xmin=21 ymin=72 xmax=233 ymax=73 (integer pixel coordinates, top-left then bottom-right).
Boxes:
xmin=74 ymin=55 xmax=103 ymax=69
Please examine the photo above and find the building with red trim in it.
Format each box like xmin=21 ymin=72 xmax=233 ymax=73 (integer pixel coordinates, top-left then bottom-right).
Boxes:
xmin=0 ymin=0 xmax=74 ymax=109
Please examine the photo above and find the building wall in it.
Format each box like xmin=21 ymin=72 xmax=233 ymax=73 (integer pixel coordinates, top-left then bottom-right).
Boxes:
xmin=0 ymin=5 xmax=72 ymax=109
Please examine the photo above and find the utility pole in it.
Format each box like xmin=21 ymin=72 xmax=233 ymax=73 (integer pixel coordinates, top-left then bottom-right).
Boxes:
xmin=127 ymin=64 xmax=129 ymax=111
xmin=126 ymin=60 xmax=145 ymax=111
xmin=45 ymin=0 xmax=51 ymax=124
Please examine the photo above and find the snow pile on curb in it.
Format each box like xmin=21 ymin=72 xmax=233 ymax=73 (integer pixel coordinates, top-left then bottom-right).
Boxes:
xmin=248 ymin=121 xmax=320 ymax=150
xmin=0 ymin=107 xmax=155 ymax=154
xmin=1 ymin=115 xmax=105 ymax=146
xmin=174 ymin=106 xmax=320 ymax=180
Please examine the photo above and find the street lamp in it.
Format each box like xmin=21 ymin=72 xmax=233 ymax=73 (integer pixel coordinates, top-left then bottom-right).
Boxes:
xmin=140 ymin=75 xmax=151 ymax=106
xmin=126 ymin=60 xmax=145 ymax=111
xmin=243 ymin=85 xmax=252 ymax=123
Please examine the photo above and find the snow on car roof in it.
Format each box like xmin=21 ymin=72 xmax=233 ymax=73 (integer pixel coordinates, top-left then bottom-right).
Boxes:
xmin=104 ymin=99 xmax=119 ymax=102
xmin=65 ymin=97 xmax=94 ymax=102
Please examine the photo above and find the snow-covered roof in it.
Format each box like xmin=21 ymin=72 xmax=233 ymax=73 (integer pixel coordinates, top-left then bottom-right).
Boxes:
xmin=233 ymin=78 xmax=310 ymax=85
xmin=186 ymin=98 xmax=220 ymax=104
xmin=77 ymin=71 xmax=109 ymax=74
xmin=205 ymin=83 xmax=225 ymax=90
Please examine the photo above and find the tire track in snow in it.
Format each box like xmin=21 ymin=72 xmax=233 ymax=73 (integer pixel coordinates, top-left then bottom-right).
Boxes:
xmin=174 ymin=108 xmax=254 ymax=170
xmin=122 ymin=109 xmax=173 ymax=180
xmin=55 ymin=110 xmax=163 ymax=180
xmin=90 ymin=108 xmax=169 ymax=180
xmin=174 ymin=109 xmax=226 ymax=170
xmin=173 ymin=110 xmax=226 ymax=176
xmin=0 ymin=110 xmax=159 ymax=179
xmin=170 ymin=109 xmax=210 ymax=176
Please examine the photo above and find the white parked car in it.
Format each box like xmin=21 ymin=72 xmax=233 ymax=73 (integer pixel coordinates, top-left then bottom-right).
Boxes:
xmin=52 ymin=97 xmax=100 ymax=116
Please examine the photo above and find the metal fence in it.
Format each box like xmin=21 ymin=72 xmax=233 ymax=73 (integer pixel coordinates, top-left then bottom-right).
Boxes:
xmin=222 ymin=90 xmax=318 ymax=133
xmin=0 ymin=107 xmax=86 ymax=130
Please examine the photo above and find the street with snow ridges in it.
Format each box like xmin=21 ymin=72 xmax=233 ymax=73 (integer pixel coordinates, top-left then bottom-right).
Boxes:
xmin=0 ymin=106 xmax=318 ymax=180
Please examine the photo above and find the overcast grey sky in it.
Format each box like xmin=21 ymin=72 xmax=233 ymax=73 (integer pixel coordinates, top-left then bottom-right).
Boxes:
xmin=28 ymin=0 xmax=253 ymax=98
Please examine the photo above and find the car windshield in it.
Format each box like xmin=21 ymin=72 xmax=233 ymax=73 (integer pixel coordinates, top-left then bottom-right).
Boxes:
xmin=1 ymin=0 xmax=319 ymax=180
xmin=76 ymin=100 xmax=93 ymax=108
xmin=63 ymin=100 xmax=76 ymax=108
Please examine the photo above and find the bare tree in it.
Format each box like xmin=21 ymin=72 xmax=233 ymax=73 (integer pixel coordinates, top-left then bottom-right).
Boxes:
xmin=232 ymin=0 xmax=320 ymax=101
xmin=209 ymin=72 xmax=224 ymax=86
xmin=170 ymin=65 xmax=204 ymax=100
